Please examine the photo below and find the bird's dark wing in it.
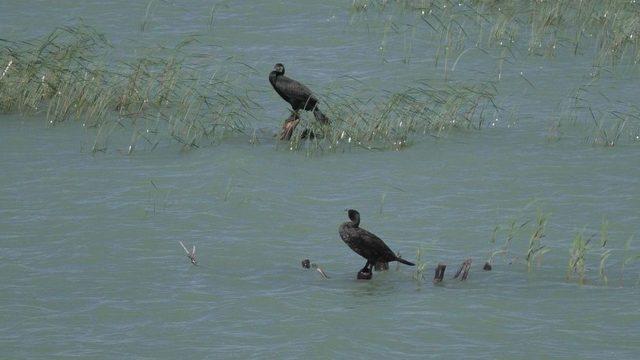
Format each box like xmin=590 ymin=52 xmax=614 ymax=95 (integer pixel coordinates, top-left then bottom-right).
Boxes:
xmin=275 ymin=75 xmax=318 ymax=110
xmin=339 ymin=223 xmax=368 ymax=259
xmin=355 ymin=228 xmax=397 ymax=262
xmin=339 ymin=222 xmax=397 ymax=263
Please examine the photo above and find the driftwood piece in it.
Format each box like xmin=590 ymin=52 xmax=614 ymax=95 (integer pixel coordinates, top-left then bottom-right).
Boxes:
xmin=453 ymin=258 xmax=472 ymax=280
xmin=179 ymin=241 xmax=197 ymax=266
xmin=433 ymin=263 xmax=446 ymax=283
xmin=279 ymin=113 xmax=300 ymax=140
xmin=313 ymin=265 xmax=330 ymax=279
xmin=301 ymin=258 xmax=329 ymax=279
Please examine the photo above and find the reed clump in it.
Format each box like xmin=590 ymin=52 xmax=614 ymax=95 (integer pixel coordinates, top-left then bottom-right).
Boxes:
xmin=564 ymin=219 xmax=640 ymax=286
xmin=2 ymin=25 xmax=498 ymax=153
xmin=0 ymin=25 xmax=255 ymax=152
xmin=283 ymin=80 xmax=497 ymax=153
xmin=351 ymin=0 xmax=640 ymax=67
xmin=525 ymin=209 xmax=551 ymax=271
xmin=567 ymin=229 xmax=590 ymax=284
xmin=350 ymin=1 xmax=640 ymax=149
xmin=487 ymin=205 xmax=638 ymax=286
xmin=552 ymin=81 xmax=640 ymax=147
xmin=486 ymin=204 xmax=551 ymax=271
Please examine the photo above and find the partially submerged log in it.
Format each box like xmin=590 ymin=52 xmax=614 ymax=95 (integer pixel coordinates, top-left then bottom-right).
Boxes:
xmin=433 ymin=263 xmax=446 ymax=283
xmin=279 ymin=113 xmax=300 ymax=140
xmin=453 ymin=258 xmax=472 ymax=281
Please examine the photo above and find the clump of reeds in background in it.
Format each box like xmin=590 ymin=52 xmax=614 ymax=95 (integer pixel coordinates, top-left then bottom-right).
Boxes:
xmin=350 ymin=0 xmax=640 ymax=68
xmin=283 ymin=80 xmax=498 ymax=153
xmin=0 ymin=25 xmax=257 ymax=153
xmin=550 ymin=78 xmax=640 ymax=147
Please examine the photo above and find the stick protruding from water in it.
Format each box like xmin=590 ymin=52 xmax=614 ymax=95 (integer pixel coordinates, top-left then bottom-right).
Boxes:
xmin=179 ymin=241 xmax=197 ymax=265
xmin=301 ymin=258 xmax=329 ymax=279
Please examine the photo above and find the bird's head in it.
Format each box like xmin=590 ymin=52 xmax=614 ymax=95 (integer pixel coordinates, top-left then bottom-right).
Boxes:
xmin=273 ymin=63 xmax=285 ymax=75
xmin=346 ymin=209 xmax=360 ymax=225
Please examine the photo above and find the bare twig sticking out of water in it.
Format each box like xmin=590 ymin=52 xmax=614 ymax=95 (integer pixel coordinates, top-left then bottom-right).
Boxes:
xmin=453 ymin=258 xmax=472 ymax=281
xmin=179 ymin=241 xmax=197 ymax=266
xmin=301 ymin=259 xmax=330 ymax=279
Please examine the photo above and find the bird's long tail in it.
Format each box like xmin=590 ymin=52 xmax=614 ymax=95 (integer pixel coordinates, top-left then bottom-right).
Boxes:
xmin=313 ymin=107 xmax=330 ymax=124
xmin=396 ymin=257 xmax=415 ymax=266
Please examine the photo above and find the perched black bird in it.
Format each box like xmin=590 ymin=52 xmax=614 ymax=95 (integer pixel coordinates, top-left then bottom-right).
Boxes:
xmin=269 ymin=63 xmax=329 ymax=124
xmin=339 ymin=209 xmax=414 ymax=279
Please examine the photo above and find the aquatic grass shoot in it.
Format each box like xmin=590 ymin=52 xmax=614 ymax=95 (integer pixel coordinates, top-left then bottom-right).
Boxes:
xmin=413 ymin=247 xmax=427 ymax=281
xmin=620 ymin=236 xmax=640 ymax=286
xmin=525 ymin=209 xmax=550 ymax=271
xmin=567 ymin=229 xmax=591 ymax=285
xmin=487 ymin=216 xmax=529 ymax=266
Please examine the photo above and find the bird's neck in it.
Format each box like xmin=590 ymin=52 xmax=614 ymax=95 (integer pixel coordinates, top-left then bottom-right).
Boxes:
xmin=269 ymin=71 xmax=278 ymax=85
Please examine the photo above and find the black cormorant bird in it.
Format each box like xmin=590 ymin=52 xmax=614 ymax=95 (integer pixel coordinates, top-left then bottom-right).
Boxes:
xmin=269 ymin=63 xmax=329 ymax=124
xmin=339 ymin=209 xmax=414 ymax=279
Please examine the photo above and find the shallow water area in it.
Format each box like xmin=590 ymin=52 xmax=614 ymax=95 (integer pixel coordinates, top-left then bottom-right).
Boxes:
xmin=2 ymin=1 xmax=640 ymax=359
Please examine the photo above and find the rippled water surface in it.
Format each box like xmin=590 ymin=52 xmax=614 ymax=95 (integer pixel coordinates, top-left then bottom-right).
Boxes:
xmin=1 ymin=1 xmax=640 ymax=358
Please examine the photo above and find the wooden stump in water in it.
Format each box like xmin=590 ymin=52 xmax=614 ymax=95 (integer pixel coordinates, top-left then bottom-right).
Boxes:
xmin=433 ymin=263 xmax=446 ymax=283
xmin=453 ymin=259 xmax=472 ymax=281
xmin=357 ymin=269 xmax=372 ymax=280
xmin=279 ymin=113 xmax=300 ymax=140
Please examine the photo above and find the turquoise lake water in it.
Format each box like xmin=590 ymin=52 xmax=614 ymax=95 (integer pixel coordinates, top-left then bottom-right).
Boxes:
xmin=1 ymin=1 xmax=639 ymax=358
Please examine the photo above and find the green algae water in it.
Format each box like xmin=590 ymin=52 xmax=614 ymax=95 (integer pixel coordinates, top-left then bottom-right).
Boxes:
xmin=1 ymin=1 xmax=640 ymax=358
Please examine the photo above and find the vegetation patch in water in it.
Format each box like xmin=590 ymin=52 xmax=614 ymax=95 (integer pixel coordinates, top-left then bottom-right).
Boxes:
xmin=486 ymin=204 xmax=639 ymax=286
xmin=281 ymin=79 xmax=497 ymax=153
xmin=350 ymin=0 xmax=640 ymax=68
xmin=0 ymin=25 xmax=256 ymax=153
xmin=1 ymin=25 xmax=500 ymax=153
